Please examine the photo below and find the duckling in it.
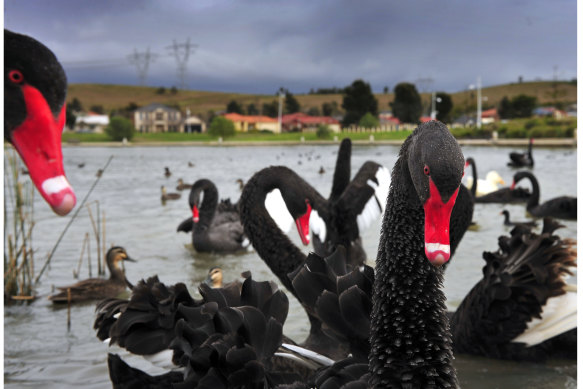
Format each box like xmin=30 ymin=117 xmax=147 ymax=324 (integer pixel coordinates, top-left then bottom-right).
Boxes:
xmin=318 ymin=166 xmax=325 ymax=174
xmin=96 ymin=169 xmax=103 ymax=178
xmin=161 ymin=186 xmax=181 ymax=202
xmin=188 ymin=161 xmax=195 ymax=167
xmin=164 ymin=167 xmax=172 ymax=178
xmin=49 ymin=246 xmax=135 ymax=303
xmin=203 ymin=266 xmax=252 ymax=289
xmin=176 ymin=178 xmax=192 ymax=191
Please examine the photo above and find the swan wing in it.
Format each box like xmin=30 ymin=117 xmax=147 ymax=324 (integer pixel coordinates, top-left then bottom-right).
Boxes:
xmin=265 ymin=189 xmax=294 ymax=232
xmin=335 ymin=162 xmax=390 ymax=234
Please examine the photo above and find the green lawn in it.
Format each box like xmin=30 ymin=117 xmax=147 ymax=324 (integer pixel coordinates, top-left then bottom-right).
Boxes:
xmin=61 ymin=130 xmax=413 ymax=144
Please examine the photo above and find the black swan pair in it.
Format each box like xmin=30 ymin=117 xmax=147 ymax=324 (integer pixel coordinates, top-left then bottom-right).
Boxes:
xmin=177 ymin=179 xmax=249 ymax=253
xmin=4 ymin=29 xmax=76 ymax=216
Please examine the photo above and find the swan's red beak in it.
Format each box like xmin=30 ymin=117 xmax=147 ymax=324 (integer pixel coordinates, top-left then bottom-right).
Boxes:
xmin=423 ymin=179 xmax=458 ymax=267
xmin=295 ymin=201 xmax=312 ymax=245
xmin=192 ymin=205 xmax=200 ymax=223
xmin=510 ymin=181 xmax=516 ymax=190
xmin=9 ymin=85 xmax=76 ymax=216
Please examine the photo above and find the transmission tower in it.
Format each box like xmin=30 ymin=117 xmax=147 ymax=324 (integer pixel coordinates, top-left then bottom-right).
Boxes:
xmin=128 ymin=48 xmax=158 ymax=86
xmin=166 ymin=39 xmax=198 ymax=90
xmin=415 ymin=77 xmax=434 ymax=93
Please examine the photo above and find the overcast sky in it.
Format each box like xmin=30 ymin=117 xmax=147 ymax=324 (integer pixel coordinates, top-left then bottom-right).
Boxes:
xmin=4 ymin=0 xmax=577 ymax=95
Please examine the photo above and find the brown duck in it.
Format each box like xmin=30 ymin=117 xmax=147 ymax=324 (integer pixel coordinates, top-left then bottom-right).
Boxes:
xmin=49 ymin=246 xmax=135 ymax=303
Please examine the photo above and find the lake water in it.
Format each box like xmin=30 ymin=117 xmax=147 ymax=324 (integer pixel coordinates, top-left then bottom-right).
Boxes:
xmin=4 ymin=142 xmax=577 ymax=388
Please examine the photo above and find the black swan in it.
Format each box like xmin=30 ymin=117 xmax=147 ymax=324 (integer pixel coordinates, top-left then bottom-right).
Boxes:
xmin=465 ymin=157 xmax=532 ymax=204
xmin=500 ymin=209 xmax=538 ymax=228
xmin=49 ymin=247 xmax=135 ymax=303
xmin=512 ymin=171 xmax=577 ymax=220
xmin=176 ymin=179 xmax=249 ymax=253
xmin=4 ymin=29 xmax=76 ymax=216
xmin=160 ymin=185 xmax=180 ymax=201
xmin=508 ymin=137 xmax=534 ymax=167
xmin=264 ymin=138 xmax=391 ymax=266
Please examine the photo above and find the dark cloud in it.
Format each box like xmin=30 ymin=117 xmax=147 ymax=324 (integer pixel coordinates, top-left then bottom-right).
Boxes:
xmin=5 ymin=0 xmax=576 ymax=94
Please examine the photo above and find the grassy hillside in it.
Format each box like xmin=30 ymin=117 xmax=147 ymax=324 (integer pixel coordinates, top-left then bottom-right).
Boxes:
xmin=68 ymin=81 xmax=576 ymax=120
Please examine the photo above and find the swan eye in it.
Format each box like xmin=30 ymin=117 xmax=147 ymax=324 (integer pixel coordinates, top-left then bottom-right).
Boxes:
xmin=9 ymin=70 xmax=24 ymax=84
xmin=423 ymin=165 xmax=430 ymax=176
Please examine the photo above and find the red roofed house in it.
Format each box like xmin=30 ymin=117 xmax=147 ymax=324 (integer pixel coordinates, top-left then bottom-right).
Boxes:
xmin=223 ymin=113 xmax=280 ymax=133
xmin=481 ymin=108 xmax=499 ymax=124
xmin=281 ymin=113 xmax=341 ymax=133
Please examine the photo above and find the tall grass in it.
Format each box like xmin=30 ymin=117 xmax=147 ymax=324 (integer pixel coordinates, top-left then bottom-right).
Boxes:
xmin=4 ymin=149 xmax=36 ymax=302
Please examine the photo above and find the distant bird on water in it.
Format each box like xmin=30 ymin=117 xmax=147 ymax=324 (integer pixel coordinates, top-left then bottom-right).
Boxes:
xmin=500 ymin=210 xmax=538 ymax=228
xmin=164 ymin=167 xmax=172 ymax=178
xmin=161 ymin=186 xmax=181 ymax=202
xmin=176 ymin=178 xmax=192 ymax=191
xmin=49 ymin=246 xmax=135 ymax=303
xmin=508 ymin=138 xmax=534 ymax=168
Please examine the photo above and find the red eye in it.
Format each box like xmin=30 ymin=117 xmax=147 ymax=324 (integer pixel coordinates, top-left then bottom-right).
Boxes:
xmin=424 ymin=165 xmax=430 ymax=175
xmin=9 ymin=70 xmax=24 ymax=84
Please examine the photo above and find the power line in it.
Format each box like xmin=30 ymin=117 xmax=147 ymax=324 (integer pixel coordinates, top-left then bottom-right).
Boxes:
xmin=127 ymin=48 xmax=159 ymax=86
xmin=166 ymin=39 xmax=198 ymax=90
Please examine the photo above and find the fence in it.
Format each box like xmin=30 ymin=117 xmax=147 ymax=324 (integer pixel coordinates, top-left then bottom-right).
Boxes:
xmin=341 ymin=123 xmax=418 ymax=133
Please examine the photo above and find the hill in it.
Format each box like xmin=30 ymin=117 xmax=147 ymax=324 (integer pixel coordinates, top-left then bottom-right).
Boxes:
xmin=68 ymin=81 xmax=576 ymax=120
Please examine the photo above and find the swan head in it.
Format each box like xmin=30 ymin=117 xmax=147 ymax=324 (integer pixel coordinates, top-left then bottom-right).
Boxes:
xmin=408 ymin=121 xmax=464 ymax=267
xmin=5 ymin=30 xmax=76 ymax=216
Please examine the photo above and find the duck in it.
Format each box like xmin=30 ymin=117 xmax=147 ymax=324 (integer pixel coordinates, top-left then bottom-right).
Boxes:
xmin=4 ymin=29 xmax=76 ymax=216
xmin=94 ymin=122 xmax=462 ymax=387
xmin=508 ymin=137 xmax=534 ymax=167
xmin=160 ymin=186 xmax=180 ymax=202
xmin=500 ymin=209 xmax=538 ymax=228
xmin=175 ymin=178 xmax=192 ymax=191
xmin=203 ymin=266 xmax=252 ymax=289
xmin=236 ymin=178 xmax=245 ymax=191
xmin=49 ymin=246 xmax=135 ymax=303
xmin=187 ymin=161 xmax=194 ymax=167
xmin=512 ymin=171 xmax=577 ymax=220
xmin=318 ymin=166 xmax=325 ymax=174
xmin=164 ymin=167 xmax=172 ymax=178
xmin=176 ymin=179 xmax=249 ymax=253
xmin=465 ymin=157 xmax=532 ymax=204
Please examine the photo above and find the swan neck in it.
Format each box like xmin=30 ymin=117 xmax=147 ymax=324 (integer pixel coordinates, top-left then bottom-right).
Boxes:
xmin=329 ymin=139 xmax=351 ymax=202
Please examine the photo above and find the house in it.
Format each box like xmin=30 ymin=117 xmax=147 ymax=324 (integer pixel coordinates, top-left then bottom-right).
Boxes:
xmin=183 ymin=110 xmax=206 ymax=133
xmin=134 ymin=103 xmax=182 ymax=133
xmin=223 ymin=113 xmax=280 ymax=133
xmin=481 ymin=108 xmax=499 ymax=124
xmin=281 ymin=112 xmax=341 ymax=133
xmin=74 ymin=112 xmax=109 ymax=133
xmin=379 ymin=112 xmax=400 ymax=125
xmin=533 ymin=106 xmax=568 ymax=120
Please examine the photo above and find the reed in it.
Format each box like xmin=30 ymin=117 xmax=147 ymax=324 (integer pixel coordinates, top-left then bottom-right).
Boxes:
xmin=4 ymin=150 xmax=36 ymax=303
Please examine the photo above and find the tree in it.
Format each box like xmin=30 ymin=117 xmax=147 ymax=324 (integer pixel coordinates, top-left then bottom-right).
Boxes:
xmin=341 ymin=79 xmax=378 ymax=127
xmin=498 ymin=96 xmax=513 ymax=119
xmin=391 ymin=82 xmax=422 ymax=123
xmin=284 ymin=92 xmax=301 ymax=114
xmin=435 ymin=92 xmax=453 ymax=123
xmin=383 ymin=86 xmax=389 ymax=94
xmin=358 ymin=112 xmax=379 ymax=128
xmin=322 ymin=101 xmax=340 ymax=117
xmin=511 ymin=94 xmax=537 ymax=118
xmin=89 ymin=105 xmax=105 ymax=114
xmin=307 ymin=106 xmax=321 ymax=116
xmin=68 ymin=97 xmax=83 ymax=113
xmin=262 ymin=100 xmax=279 ymax=118
xmin=106 ymin=117 xmax=135 ymax=141
xmin=316 ymin=124 xmax=332 ymax=139
xmin=170 ymin=86 xmax=178 ymax=95
xmin=226 ymin=100 xmax=244 ymax=114
xmin=208 ymin=116 xmax=236 ymax=138
xmin=247 ymin=103 xmax=259 ymax=115
xmin=65 ymin=105 xmax=77 ymax=130
xmin=156 ymin=87 xmax=166 ymax=95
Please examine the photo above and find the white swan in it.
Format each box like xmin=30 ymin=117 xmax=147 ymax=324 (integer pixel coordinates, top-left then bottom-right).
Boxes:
xmin=465 ymin=170 xmax=505 ymax=196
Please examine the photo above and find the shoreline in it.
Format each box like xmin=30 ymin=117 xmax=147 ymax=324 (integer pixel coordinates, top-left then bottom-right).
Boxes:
xmin=57 ymin=138 xmax=578 ymax=148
